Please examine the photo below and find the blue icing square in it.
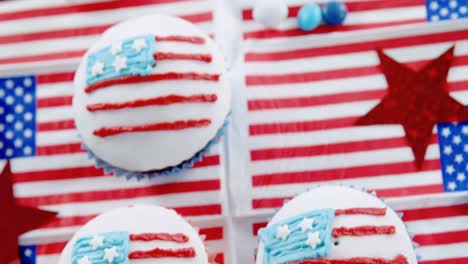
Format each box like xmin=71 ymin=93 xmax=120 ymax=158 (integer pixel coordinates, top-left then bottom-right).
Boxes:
xmin=72 ymin=231 xmax=130 ymax=264
xmin=258 ymin=208 xmax=335 ymax=264
xmin=86 ymin=35 xmax=156 ymax=86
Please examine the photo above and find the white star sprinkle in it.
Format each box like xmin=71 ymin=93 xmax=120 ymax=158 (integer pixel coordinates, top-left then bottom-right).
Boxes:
xmin=446 ymin=165 xmax=455 ymax=175
xmin=132 ymin=38 xmax=147 ymax=52
xmin=112 ymin=56 xmax=127 ymax=72
xmin=6 ymin=95 xmax=14 ymax=105
xmin=457 ymin=173 xmax=466 ymax=182
xmin=430 ymin=1 xmax=439 ymax=10
xmin=24 ymin=249 xmax=32 ymax=257
xmin=447 ymin=181 xmax=457 ymax=191
xmin=23 ymin=146 xmax=32 ymax=155
xmin=14 ymin=138 xmax=23 ymax=148
xmin=24 ymin=93 xmax=33 ymax=103
xmin=78 ymin=256 xmax=92 ymax=264
xmin=89 ymin=235 xmax=105 ymax=250
xmin=455 ymin=154 xmax=464 ymax=164
xmin=298 ymin=218 xmax=314 ymax=233
xmin=91 ymin=61 xmax=104 ymax=76
xmin=276 ymin=225 xmax=291 ymax=241
xmin=103 ymin=247 xmax=119 ymax=263
xmin=5 ymin=148 xmax=13 ymax=157
xmin=110 ymin=41 xmax=123 ymax=55
xmin=24 ymin=129 xmax=32 ymax=138
xmin=15 ymin=87 xmax=23 ymax=96
xmin=453 ymin=135 xmax=462 ymax=145
xmin=305 ymin=232 xmax=321 ymax=249
xmin=14 ymin=121 xmax=23 ymax=130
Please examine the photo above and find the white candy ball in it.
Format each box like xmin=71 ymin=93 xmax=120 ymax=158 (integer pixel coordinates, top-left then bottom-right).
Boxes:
xmin=253 ymin=0 xmax=288 ymax=28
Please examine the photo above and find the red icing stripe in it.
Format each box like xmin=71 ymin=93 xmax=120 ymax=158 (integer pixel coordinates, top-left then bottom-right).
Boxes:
xmin=155 ymin=35 xmax=205 ymax=44
xmin=85 ymin=72 xmax=220 ymax=94
xmin=288 ymin=254 xmax=409 ymax=264
xmin=335 ymin=207 xmax=387 ymax=216
xmin=130 ymin=233 xmax=189 ymax=243
xmin=332 ymin=225 xmax=396 ymax=238
xmin=93 ymin=119 xmax=211 ymax=138
xmin=86 ymin=94 xmax=217 ymax=112
xmin=154 ymin=52 xmax=212 ymax=63
xmin=128 ymin=247 xmax=195 ymax=259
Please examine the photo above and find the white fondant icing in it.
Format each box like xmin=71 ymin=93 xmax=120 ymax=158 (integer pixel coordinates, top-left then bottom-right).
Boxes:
xmin=73 ymin=15 xmax=231 ymax=172
xmin=59 ymin=205 xmax=209 ymax=264
xmin=256 ymin=186 xmax=418 ymax=264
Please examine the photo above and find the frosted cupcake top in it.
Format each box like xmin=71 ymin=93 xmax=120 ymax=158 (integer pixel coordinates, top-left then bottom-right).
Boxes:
xmin=73 ymin=15 xmax=230 ymax=172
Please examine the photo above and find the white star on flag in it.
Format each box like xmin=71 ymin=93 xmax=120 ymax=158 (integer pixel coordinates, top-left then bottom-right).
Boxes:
xmin=276 ymin=225 xmax=291 ymax=241
xmin=110 ymin=41 xmax=123 ymax=55
xmin=441 ymin=127 xmax=451 ymax=137
xmin=447 ymin=181 xmax=457 ymax=191
xmin=89 ymin=235 xmax=105 ymax=250
xmin=457 ymin=173 xmax=466 ymax=182
xmin=103 ymin=247 xmax=119 ymax=263
xmin=453 ymin=135 xmax=462 ymax=145
xmin=446 ymin=165 xmax=455 ymax=174
xmin=91 ymin=61 xmax=104 ymax=76
xmin=298 ymin=218 xmax=314 ymax=233
xmin=305 ymin=231 xmax=321 ymax=249
xmin=112 ymin=56 xmax=127 ymax=72
xmin=132 ymin=39 xmax=147 ymax=52
xmin=455 ymin=154 xmax=464 ymax=164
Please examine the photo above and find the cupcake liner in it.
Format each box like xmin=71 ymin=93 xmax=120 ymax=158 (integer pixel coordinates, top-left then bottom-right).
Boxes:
xmin=82 ymin=113 xmax=231 ymax=180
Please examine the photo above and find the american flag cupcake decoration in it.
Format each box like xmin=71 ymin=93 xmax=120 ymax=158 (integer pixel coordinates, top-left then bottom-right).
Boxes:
xmin=72 ymin=15 xmax=230 ymax=178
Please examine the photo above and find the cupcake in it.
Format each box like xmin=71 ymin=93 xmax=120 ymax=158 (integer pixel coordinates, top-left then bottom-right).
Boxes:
xmin=257 ymin=185 xmax=417 ymax=264
xmin=59 ymin=205 xmax=211 ymax=264
xmin=73 ymin=15 xmax=230 ymax=178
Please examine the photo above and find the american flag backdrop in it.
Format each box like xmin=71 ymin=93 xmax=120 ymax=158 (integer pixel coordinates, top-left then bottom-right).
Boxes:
xmin=233 ymin=0 xmax=468 ymax=214
xmin=0 ymin=0 xmax=230 ymax=263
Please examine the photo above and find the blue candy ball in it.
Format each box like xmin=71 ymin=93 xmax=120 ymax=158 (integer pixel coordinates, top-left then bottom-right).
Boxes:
xmin=322 ymin=1 xmax=348 ymax=25
xmin=297 ymin=3 xmax=322 ymax=31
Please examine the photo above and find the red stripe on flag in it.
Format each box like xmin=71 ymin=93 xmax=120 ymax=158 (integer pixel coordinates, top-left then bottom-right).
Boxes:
xmin=41 ymin=205 xmax=222 ymax=229
xmin=0 ymin=50 xmax=86 ymax=65
xmin=87 ymin=94 xmax=217 ymax=112
xmin=401 ymin=204 xmax=468 ymax=221
xmin=250 ymin=135 xmax=438 ymax=161
xmin=242 ymin=0 xmax=424 ymax=20
xmin=85 ymin=72 xmax=220 ymax=93
xmin=414 ymin=230 xmax=468 ymax=246
xmin=37 ymin=95 xmax=73 ymax=108
xmin=38 ymin=119 xmax=75 ymax=131
xmin=37 ymin=72 xmax=74 ymax=84
xmin=245 ymin=29 xmax=468 ymax=62
xmin=372 ymin=184 xmax=444 ymax=198
xmin=249 ymin=116 xmax=357 ymax=136
xmin=13 ymin=166 xmax=106 ymax=183
xmin=0 ymin=0 xmax=195 ymax=21
xmin=199 ymin=227 xmax=223 ymax=241
xmin=36 ymin=142 xmax=84 ymax=156
xmin=419 ymin=257 xmax=468 ymax=264
xmin=16 ymin=179 xmax=221 ymax=207
xmin=253 ymin=222 xmax=267 ymax=236
xmin=0 ymin=12 xmax=211 ymax=45
xmin=36 ymin=241 xmax=67 ymax=254
xmin=252 ymin=159 xmax=440 ymax=187
xmin=244 ymin=19 xmax=425 ymax=40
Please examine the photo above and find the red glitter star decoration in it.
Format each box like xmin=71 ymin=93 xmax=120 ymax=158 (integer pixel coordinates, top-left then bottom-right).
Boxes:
xmin=356 ymin=47 xmax=468 ymax=169
xmin=0 ymin=162 xmax=57 ymax=263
